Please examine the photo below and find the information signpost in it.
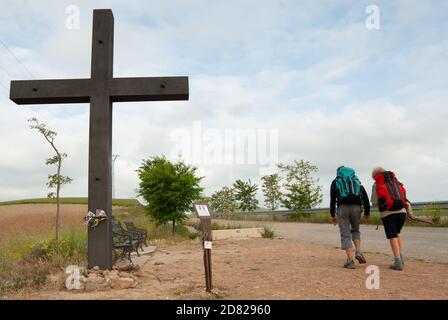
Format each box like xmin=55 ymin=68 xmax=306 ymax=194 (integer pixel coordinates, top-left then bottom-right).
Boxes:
xmin=193 ymin=202 xmax=212 ymax=292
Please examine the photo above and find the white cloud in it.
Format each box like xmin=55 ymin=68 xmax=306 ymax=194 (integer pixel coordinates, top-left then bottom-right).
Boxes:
xmin=0 ymin=0 xmax=447 ymax=208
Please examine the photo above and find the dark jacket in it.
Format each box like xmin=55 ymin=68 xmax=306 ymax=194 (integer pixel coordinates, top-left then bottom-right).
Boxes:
xmin=330 ymin=179 xmax=370 ymax=217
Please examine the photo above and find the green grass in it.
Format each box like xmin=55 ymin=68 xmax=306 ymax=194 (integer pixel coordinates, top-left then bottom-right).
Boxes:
xmin=0 ymin=227 xmax=87 ymax=295
xmin=211 ymin=221 xmax=244 ymax=230
xmin=113 ymin=203 xmax=199 ymax=240
xmin=225 ymin=209 xmax=448 ymax=227
xmin=0 ymin=197 xmax=140 ymax=207
xmin=185 ymin=220 xmax=243 ymax=231
xmin=288 ymin=210 xmax=448 ymax=227
xmin=260 ymin=227 xmax=275 ymax=239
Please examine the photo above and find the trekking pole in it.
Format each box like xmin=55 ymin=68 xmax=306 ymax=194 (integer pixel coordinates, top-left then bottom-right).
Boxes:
xmin=408 ymin=216 xmax=434 ymax=225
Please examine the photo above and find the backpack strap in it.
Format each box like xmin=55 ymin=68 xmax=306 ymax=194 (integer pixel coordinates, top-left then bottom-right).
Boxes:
xmin=383 ymin=171 xmax=403 ymax=201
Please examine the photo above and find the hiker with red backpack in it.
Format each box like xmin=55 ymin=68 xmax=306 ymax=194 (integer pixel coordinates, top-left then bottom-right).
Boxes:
xmin=330 ymin=166 xmax=370 ymax=269
xmin=371 ymin=167 xmax=408 ymax=271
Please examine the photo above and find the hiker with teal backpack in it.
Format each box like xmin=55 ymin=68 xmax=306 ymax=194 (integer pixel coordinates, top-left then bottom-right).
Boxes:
xmin=330 ymin=166 xmax=370 ymax=269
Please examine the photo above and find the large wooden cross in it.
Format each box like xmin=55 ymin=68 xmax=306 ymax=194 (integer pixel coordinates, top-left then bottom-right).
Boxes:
xmin=9 ymin=9 xmax=189 ymax=269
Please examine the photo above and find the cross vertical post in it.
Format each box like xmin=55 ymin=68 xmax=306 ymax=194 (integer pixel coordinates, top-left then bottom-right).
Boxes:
xmin=87 ymin=9 xmax=114 ymax=269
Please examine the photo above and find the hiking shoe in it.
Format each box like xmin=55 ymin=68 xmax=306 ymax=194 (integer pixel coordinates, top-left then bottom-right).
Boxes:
xmin=343 ymin=260 xmax=356 ymax=269
xmin=390 ymin=261 xmax=403 ymax=271
xmin=355 ymin=252 xmax=367 ymax=264
xmin=390 ymin=255 xmax=404 ymax=265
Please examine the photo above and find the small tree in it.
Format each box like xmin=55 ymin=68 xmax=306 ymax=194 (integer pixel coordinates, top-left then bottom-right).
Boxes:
xmin=209 ymin=186 xmax=238 ymax=218
xmin=261 ymin=173 xmax=282 ymax=211
xmin=233 ymin=179 xmax=259 ymax=212
xmin=137 ymin=156 xmax=203 ymax=234
xmin=278 ymin=160 xmax=323 ymax=211
xmin=28 ymin=118 xmax=73 ymax=240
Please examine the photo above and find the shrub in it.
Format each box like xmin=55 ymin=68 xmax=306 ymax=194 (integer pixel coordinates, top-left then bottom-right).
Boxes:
xmin=0 ymin=227 xmax=87 ymax=296
xmin=422 ymin=203 xmax=443 ymax=224
xmin=260 ymin=227 xmax=275 ymax=239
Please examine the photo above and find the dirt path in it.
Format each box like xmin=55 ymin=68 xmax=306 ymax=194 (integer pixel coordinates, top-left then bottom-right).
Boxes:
xmin=213 ymin=219 xmax=448 ymax=264
xmin=8 ymin=238 xmax=448 ymax=300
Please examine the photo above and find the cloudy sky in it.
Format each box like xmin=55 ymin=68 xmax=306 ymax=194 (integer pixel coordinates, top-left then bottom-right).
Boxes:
xmin=0 ymin=0 xmax=447 ymax=207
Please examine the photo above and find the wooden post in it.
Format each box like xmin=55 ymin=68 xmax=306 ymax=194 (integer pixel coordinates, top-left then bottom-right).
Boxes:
xmin=202 ymin=217 xmax=212 ymax=292
xmin=194 ymin=203 xmax=213 ymax=292
xmin=87 ymin=9 xmax=114 ymax=270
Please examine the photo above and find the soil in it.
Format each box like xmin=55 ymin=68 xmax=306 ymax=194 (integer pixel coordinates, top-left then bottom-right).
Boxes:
xmin=5 ymin=238 xmax=448 ymax=300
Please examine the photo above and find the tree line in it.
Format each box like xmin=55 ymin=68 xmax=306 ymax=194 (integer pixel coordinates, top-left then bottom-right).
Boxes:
xmin=208 ymin=160 xmax=323 ymax=217
xmin=28 ymin=116 xmax=323 ymax=235
xmin=137 ymin=156 xmax=323 ymax=230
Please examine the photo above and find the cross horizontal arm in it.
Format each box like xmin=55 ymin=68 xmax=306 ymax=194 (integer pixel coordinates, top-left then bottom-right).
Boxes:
xmin=109 ymin=77 xmax=189 ymax=102
xmin=10 ymin=76 xmax=189 ymax=105
xmin=10 ymin=79 xmax=91 ymax=104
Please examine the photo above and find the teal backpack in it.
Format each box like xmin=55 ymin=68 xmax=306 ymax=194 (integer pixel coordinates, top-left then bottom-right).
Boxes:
xmin=335 ymin=166 xmax=362 ymax=204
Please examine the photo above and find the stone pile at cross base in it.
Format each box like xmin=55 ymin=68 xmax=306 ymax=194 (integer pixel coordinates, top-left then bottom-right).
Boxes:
xmin=73 ymin=265 xmax=141 ymax=291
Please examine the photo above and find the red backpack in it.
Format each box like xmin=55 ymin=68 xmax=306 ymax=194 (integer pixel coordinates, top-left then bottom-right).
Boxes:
xmin=373 ymin=171 xmax=406 ymax=212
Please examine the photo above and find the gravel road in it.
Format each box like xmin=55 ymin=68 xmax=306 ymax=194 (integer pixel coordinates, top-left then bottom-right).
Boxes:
xmin=214 ymin=219 xmax=448 ymax=264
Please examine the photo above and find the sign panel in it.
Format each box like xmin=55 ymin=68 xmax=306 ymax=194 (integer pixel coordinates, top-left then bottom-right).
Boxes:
xmin=204 ymin=241 xmax=213 ymax=249
xmin=194 ymin=204 xmax=211 ymax=217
